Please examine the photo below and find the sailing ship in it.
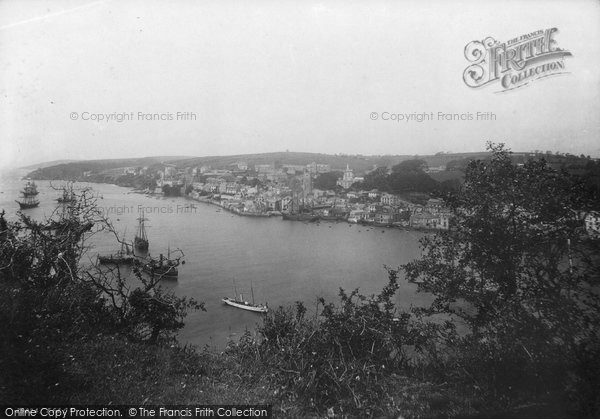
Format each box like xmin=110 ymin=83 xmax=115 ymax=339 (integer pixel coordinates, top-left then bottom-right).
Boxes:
xmin=22 ymin=181 xmax=39 ymax=197
xmin=282 ymin=189 xmax=319 ymax=222
xmin=57 ymin=186 xmax=75 ymax=203
xmin=134 ymin=216 xmax=149 ymax=251
xmin=16 ymin=195 xmax=40 ymax=209
xmin=140 ymin=252 xmax=179 ymax=278
xmin=97 ymin=241 xmax=135 ymax=265
xmin=222 ymin=281 xmax=268 ymax=313
xmin=16 ymin=182 xmax=40 ymax=209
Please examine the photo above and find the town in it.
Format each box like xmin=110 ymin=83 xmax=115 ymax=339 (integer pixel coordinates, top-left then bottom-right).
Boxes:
xmin=117 ymin=160 xmax=453 ymax=230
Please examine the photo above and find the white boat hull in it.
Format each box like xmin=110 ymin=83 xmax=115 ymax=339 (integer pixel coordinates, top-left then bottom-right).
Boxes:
xmin=222 ymin=297 xmax=268 ymax=313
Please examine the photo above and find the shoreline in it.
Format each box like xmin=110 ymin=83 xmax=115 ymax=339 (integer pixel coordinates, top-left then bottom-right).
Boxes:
xmin=15 ymin=178 xmax=443 ymax=233
xmin=184 ymin=193 xmax=439 ymax=233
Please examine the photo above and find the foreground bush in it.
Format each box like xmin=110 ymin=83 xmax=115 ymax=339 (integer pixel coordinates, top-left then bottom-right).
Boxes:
xmin=0 ymin=189 xmax=202 ymax=402
xmin=226 ymin=270 xmax=434 ymax=417
xmin=404 ymin=144 xmax=600 ymax=417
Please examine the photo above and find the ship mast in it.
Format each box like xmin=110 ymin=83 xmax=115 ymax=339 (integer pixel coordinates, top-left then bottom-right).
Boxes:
xmin=137 ymin=217 xmax=148 ymax=241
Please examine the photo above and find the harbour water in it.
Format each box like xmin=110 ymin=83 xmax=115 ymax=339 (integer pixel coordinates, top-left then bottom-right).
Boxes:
xmin=0 ymin=172 xmax=430 ymax=349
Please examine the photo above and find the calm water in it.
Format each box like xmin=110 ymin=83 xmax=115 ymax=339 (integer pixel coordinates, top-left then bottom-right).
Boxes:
xmin=0 ymin=172 xmax=430 ymax=348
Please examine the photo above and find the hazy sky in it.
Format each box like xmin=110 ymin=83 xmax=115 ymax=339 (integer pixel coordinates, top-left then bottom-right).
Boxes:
xmin=1 ymin=0 xmax=599 ymax=169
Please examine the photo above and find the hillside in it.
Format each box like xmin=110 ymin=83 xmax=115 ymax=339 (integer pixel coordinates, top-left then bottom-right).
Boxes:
xmin=26 ymin=151 xmax=493 ymax=180
xmin=19 ymin=159 xmax=79 ymax=170
xmin=24 ymin=150 xmax=598 ymax=183
xmin=25 ymin=156 xmax=190 ymax=181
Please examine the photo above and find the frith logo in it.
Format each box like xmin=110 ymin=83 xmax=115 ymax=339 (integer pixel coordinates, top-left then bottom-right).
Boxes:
xmin=463 ymin=28 xmax=572 ymax=92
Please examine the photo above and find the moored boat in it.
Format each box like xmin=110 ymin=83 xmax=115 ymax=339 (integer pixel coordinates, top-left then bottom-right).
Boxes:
xmin=97 ymin=254 xmax=136 ymax=264
xmin=16 ymin=197 xmax=40 ymax=209
xmin=222 ymin=297 xmax=268 ymax=313
xmin=57 ymin=186 xmax=75 ymax=203
xmin=141 ymin=255 xmax=178 ymax=278
xmin=282 ymin=213 xmax=319 ymax=222
xmin=282 ymin=188 xmax=318 ymax=222
xmin=22 ymin=181 xmax=39 ymax=197
xmin=139 ymin=247 xmax=180 ymax=278
xmin=222 ymin=281 xmax=268 ymax=313
xmin=98 ymin=241 xmax=135 ymax=265
xmin=16 ymin=182 xmax=40 ymax=209
xmin=134 ymin=216 xmax=149 ymax=251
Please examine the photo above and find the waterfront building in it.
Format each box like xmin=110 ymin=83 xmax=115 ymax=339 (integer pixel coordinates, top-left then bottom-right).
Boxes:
xmin=348 ymin=209 xmax=368 ymax=223
xmin=374 ymin=212 xmax=394 ymax=224
xmin=410 ymin=212 xmax=439 ymax=228
xmin=280 ymin=196 xmax=292 ymax=212
xmin=410 ymin=210 xmax=451 ymax=229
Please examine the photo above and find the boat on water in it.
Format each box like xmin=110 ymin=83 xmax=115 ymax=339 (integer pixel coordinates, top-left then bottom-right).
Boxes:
xmin=282 ymin=189 xmax=318 ymax=222
xmin=134 ymin=216 xmax=149 ymax=251
xmin=222 ymin=281 xmax=268 ymax=313
xmin=282 ymin=213 xmax=319 ymax=222
xmin=98 ymin=254 xmax=136 ymax=264
xmin=98 ymin=241 xmax=136 ymax=265
xmin=140 ymin=251 xmax=179 ymax=278
xmin=22 ymin=181 xmax=39 ymax=197
xmin=16 ymin=182 xmax=40 ymax=209
xmin=16 ymin=196 xmax=40 ymax=209
xmin=57 ymin=186 xmax=75 ymax=203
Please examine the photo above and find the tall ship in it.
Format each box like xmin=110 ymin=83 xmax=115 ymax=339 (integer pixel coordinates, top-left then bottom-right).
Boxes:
xmin=16 ymin=182 xmax=40 ymax=209
xmin=57 ymin=186 xmax=75 ymax=203
xmin=282 ymin=189 xmax=319 ymax=222
xmin=16 ymin=195 xmax=40 ymax=209
xmin=134 ymin=216 xmax=149 ymax=251
xmin=22 ymin=181 xmax=39 ymax=197
xmin=140 ymin=253 xmax=179 ymax=278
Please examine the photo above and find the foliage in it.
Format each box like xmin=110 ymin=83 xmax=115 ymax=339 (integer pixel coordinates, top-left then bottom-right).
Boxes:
xmin=403 ymin=143 xmax=600 ymax=416
xmin=229 ymin=269 xmax=426 ymax=416
xmin=313 ymin=171 xmax=343 ymax=190
xmin=0 ymin=187 xmax=203 ymax=402
xmin=388 ymin=160 xmax=438 ymax=194
xmin=360 ymin=161 xmax=439 ymax=195
xmin=361 ymin=166 xmax=390 ymax=191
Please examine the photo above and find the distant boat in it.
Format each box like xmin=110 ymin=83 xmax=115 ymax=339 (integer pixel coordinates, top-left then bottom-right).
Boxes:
xmin=21 ymin=181 xmax=39 ymax=197
xmin=98 ymin=253 xmax=135 ymax=265
xmin=98 ymin=240 xmax=135 ymax=265
xmin=16 ymin=182 xmax=40 ymax=209
xmin=140 ymin=249 xmax=179 ymax=278
xmin=16 ymin=196 xmax=39 ymax=209
xmin=222 ymin=280 xmax=268 ymax=313
xmin=134 ymin=216 xmax=149 ymax=251
xmin=57 ymin=186 xmax=75 ymax=203
xmin=282 ymin=213 xmax=320 ymax=222
xmin=282 ymin=189 xmax=318 ymax=222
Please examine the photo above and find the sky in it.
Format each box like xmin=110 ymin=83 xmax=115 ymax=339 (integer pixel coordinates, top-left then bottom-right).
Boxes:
xmin=1 ymin=0 xmax=599 ymax=169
